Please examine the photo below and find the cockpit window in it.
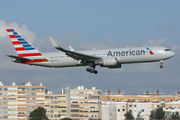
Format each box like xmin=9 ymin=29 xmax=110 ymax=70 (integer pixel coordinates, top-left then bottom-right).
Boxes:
xmin=165 ymin=49 xmax=171 ymax=51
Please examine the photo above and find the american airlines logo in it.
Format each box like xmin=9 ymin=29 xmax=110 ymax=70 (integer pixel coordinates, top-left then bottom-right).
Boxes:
xmin=107 ymin=49 xmax=146 ymax=57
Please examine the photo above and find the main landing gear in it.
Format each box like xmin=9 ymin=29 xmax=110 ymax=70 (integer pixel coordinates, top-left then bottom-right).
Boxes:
xmin=86 ymin=68 xmax=98 ymax=74
xmin=86 ymin=63 xmax=98 ymax=74
xmin=160 ymin=60 xmax=163 ymax=68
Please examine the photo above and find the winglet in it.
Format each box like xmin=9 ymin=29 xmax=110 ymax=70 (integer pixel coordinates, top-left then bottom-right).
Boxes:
xmin=68 ymin=46 xmax=75 ymax=51
xmin=49 ymin=37 xmax=63 ymax=50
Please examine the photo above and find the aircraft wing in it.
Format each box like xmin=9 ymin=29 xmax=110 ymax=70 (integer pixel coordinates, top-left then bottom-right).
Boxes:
xmin=49 ymin=37 xmax=101 ymax=62
xmin=7 ymin=55 xmax=33 ymax=61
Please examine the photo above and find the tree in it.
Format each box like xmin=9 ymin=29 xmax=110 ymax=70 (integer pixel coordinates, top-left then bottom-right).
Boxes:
xmin=155 ymin=107 xmax=165 ymax=119
xmin=29 ymin=107 xmax=49 ymax=120
xmin=60 ymin=118 xmax=72 ymax=120
xmin=149 ymin=111 xmax=157 ymax=120
xmin=124 ymin=110 xmax=134 ymax=120
xmin=171 ymin=112 xmax=180 ymax=119
xmin=136 ymin=111 xmax=144 ymax=120
xmin=149 ymin=107 xmax=165 ymax=120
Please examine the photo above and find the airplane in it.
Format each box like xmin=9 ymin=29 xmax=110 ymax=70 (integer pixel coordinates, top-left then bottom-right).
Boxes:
xmin=6 ymin=29 xmax=175 ymax=74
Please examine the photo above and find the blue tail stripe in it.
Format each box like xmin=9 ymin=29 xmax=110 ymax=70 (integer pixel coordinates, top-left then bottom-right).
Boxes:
xmin=15 ymin=35 xmax=21 ymax=38
xmin=23 ymin=44 xmax=32 ymax=47
xmin=18 ymin=38 xmax=25 ymax=41
xmin=13 ymin=32 xmax=18 ymax=35
xmin=25 ymin=48 xmax=35 ymax=50
xmin=20 ymin=41 xmax=28 ymax=44
xmin=10 ymin=29 xmax=15 ymax=32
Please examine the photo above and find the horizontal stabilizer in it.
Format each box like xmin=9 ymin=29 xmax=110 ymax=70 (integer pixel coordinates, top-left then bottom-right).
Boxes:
xmin=7 ymin=55 xmax=33 ymax=61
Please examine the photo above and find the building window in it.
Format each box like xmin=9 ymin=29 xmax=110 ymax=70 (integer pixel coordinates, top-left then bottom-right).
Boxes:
xmin=118 ymin=109 xmax=120 ymax=112
xmin=123 ymin=109 xmax=125 ymax=111
xmin=142 ymin=109 xmax=144 ymax=112
xmin=4 ymin=88 xmax=8 ymax=91
xmin=157 ymin=105 xmax=159 ymax=107
xmin=134 ymin=105 xmax=136 ymax=107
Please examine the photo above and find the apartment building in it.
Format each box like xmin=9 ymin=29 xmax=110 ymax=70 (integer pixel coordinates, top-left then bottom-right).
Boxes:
xmin=162 ymin=101 xmax=180 ymax=119
xmin=102 ymin=101 xmax=127 ymax=120
xmin=45 ymin=90 xmax=66 ymax=120
xmin=102 ymin=100 xmax=162 ymax=120
xmin=102 ymin=90 xmax=180 ymax=102
xmin=65 ymin=85 xmax=102 ymax=120
xmin=127 ymin=101 xmax=161 ymax=120
xmin=0 ymin=81 xmax=45 ymax=120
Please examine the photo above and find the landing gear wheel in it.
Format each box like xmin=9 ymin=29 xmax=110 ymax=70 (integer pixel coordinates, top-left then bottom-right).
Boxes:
xmin=90 ymin=69 xmax=94 ymax=73
xmin=160 ymin=65 xmax=163 ymax=68
xmin=86 ymin=68 xmax=98 ymax=74
xmin=160 ymin=60 xmax=163 ymax=69
xmin=86 ymin=68 xmax=90 ymax=72
xmin=93 ymin=70 xmax=98 ymax=74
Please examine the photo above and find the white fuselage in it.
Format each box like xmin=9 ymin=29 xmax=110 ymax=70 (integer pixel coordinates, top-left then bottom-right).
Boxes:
xmin=23 ymin=46 xmax=174 ymax=68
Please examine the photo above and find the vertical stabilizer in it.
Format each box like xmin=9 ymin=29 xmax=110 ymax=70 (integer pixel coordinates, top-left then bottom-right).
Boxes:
xmin=7 ymin=29 xmax=48 ymax=63
xmin=7 ymin=29 xmax=42 ymax=57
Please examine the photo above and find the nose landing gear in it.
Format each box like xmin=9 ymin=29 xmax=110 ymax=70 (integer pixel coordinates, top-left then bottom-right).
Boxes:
xmin=160 ymin=60 xmax=163 ymax=68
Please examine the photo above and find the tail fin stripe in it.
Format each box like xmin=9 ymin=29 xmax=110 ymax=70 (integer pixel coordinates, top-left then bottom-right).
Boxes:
xmin=15 ymin=47 xmax=35 ymax=51
xmin=15 ymin=35 xmax=21 ymax=38
xmin=11 ymin=39 xmax=19 ymax=41
xmin=18 ymin=53 xmax=42 ymax=57
xmin=17 ymin=50 xmax=41 ymax=54
xmin=9 ymin=35 xmax=16 ymax=39
xmin=14 ymin=45 xmax=23 ymax=48
xmin=9 ymin=29 xmax=15 ymax=32
xmin=22 ymin=44 xmax=32 ymax=47
xmin=7 ymin=32 xmax=13 ymax=35
xmin=12 ymin=41 xmax=21 ymax=45
xmin=18 ymin=38 xmax=25 ymax=41
xmin=7 ymin=29 xmax=12 ymax=32
xmin=20 ymin=41 xmax=28 ymax=44
xmin=24 ymin=48 xmax=35 ymax=50
xmin=15 ymin=47 xmax=26 ymax=51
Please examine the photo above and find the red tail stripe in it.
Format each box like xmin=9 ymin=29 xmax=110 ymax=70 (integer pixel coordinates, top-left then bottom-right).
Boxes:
xmin=15 ymin=47 xmax=26 ymax=51
xmin=7 ymin=29 xmax=12 ymax=32
xmin=9 ymin=35 xmax=16 ymax=39
xmin=22 ymin=58 xmax=49 ymax=63
xmin=18 ymin=53 xmax=42 ymax=57
xmin=12 ymin=41 xmax=21 ymax=45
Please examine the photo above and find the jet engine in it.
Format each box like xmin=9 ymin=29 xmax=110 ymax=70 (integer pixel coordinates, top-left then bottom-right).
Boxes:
xmin=95 ymin=57 xmax=121 ymax=68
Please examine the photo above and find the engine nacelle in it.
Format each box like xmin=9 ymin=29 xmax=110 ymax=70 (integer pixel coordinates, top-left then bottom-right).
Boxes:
xmin=95 ymin=57 xmax=121 ymax=68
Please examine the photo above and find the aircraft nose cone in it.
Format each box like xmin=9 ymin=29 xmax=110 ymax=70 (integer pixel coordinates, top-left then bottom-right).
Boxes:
xmin=170 ymin=51 xmax=175 ymax=57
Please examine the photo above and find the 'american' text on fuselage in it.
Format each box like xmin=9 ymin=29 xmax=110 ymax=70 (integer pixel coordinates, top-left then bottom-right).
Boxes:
xmin=107 ymin=49 xmax=146 ymax=57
